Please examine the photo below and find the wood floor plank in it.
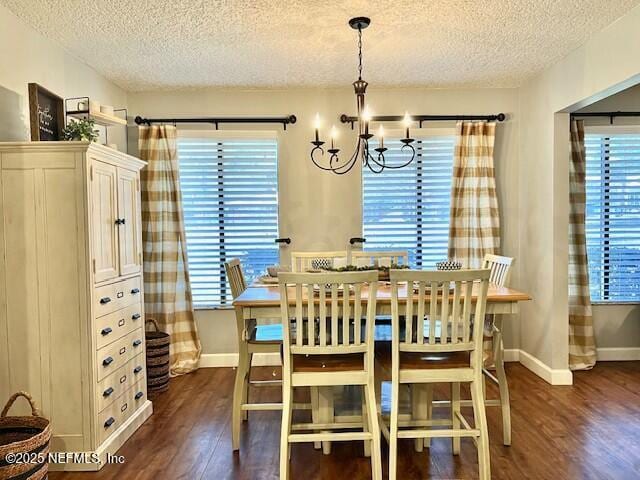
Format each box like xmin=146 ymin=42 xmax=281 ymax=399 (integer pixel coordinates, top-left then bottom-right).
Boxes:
xmin=49 ymin=362 xmax=640 ymax=479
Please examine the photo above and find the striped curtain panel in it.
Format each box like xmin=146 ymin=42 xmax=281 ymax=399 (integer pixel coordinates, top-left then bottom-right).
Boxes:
xmin=448 ymin=121 xmax=500 ymax=268
xmin=139 ymin=125 xmax=202 ymax=375
xmin=568 ymin=120 xmax=597 ymax=370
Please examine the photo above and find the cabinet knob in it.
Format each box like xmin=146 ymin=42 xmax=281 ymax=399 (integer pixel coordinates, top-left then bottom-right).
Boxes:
xmin=135 ymin=391 xmax=144 ymax=400
xmin=134 ymin=366 xmax=143 ymax=374
xmin=104 ymin=417 xmax=115 ymax=428
xmin=103 ymin=356 xmax=114 ymax=366
xmin=133 ymin=339 xmax=142 ymax=347
xmin=131 ymin=288 xmax=140 ymax=295
xmin=101 ymin=327 xmax=113 ymax=336
xmin=114 ymin=218 xmax=126 ymax=225
xmin=132 ymin=313 xmax=141 ymax=320
xmin=103 ymin=387 xmax=114 ymax=397
xmin=100 ymin=297 xmax=111 ymax=305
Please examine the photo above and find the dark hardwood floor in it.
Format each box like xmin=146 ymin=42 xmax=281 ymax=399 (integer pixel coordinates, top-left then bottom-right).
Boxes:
xmin=50 ymin=362 xmax=640 ymax=480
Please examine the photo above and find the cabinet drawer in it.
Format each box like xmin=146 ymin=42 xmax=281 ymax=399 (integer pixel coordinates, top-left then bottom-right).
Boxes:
xmin=95 ymin=303 xmax=143 ymax=350
xmin=94 ymin=276 xmax=142 ymax=317
xmin=97 ymin=377 xmax=146 ymax=446
xmin=96 ymin=352 xmax=146 ymax=412
xmin=96 ymin=328 xmax=145 ymax=382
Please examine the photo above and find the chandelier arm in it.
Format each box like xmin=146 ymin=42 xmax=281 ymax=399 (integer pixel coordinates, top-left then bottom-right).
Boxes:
xmin=331 ymin=139 xmax=362 ymax=174
xmin=310 ymin=144 xmax=339 ymax=172
xmin=377 ymin=143 xmax=417 ymax=169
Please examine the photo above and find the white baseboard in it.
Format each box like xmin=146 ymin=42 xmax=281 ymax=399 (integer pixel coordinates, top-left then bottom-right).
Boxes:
xmin=597 ymin=347 xmax=640 ymax=361
xmin=199 ymin=349 xmax=573 ymax=385
xmin=503 ymin=349 xmax=520 ymax=362
xmin=199 ymin=352 xmax=281 ymax=368
xmin=517 ymin=350 xmax=573 ymax=385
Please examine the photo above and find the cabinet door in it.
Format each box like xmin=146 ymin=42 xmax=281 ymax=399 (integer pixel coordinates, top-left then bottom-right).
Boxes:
xmin=91 ymin=160 xmax=119 ymax=283
xmin=117 ymin=168 xmax=142 ymax=276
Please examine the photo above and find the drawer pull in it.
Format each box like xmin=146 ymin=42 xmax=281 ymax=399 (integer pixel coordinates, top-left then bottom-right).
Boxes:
xmin=103 ymin=387 xmax=114 ymax=397
xmin=121 ymin=403 xmax=128 ymax=413
xmin=100 ymin=297 xmax=111 ymax=305
xmin=101 ymin=327 xmax=113 ymax=336
xmin=102 ymin=356 xmax=114 ymax=366
xmin=135 ymin=391 xmax=144 ymax=400
xmin=104 ymin=417 xmax=115 ymax=428
xmin=132 ymin=313 xmax=141 ymax=320
xmin=119 ymin=346 xmax=127 ymax=355
xmin=131 ymin=288 xmax=140 ymax=295
xmin=118 ymin=318 xmax=126 ymax=327
xmin=116 ymin=291 xmax=124 ymax=299
xmin=133 ymin=366 xmax=143 ymax=374
xmin=133 ymin=339 xmax=142 ymax=347
xmin=120 ymin=375 xmax=127 ymax=384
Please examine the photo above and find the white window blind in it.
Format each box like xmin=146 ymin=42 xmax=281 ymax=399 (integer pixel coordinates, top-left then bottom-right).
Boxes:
xmin=585 ymin=129 xmax=640 ymax=302
xmin=362 ymin=134 xmax=455 ymax=268
xmin=177 ymin=134 xmax=279 ymax=307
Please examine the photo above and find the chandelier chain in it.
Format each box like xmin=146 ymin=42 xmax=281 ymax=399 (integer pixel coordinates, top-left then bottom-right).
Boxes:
xmin=357 ymin=27 xmax=363 ymax=80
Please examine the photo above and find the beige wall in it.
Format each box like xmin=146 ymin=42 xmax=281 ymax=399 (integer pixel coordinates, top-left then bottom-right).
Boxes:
xmin=129 ymin=87 xmax=521 ymax=354
xmin=518 ymin=4 xmax=640 ymax=371
xmin=0 ymin=4 xmax=128 ymax=150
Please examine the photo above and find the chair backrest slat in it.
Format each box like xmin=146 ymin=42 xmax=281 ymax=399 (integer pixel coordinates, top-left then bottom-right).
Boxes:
xmin=390 ymin=269 xmax=491 ymax=357
xmin=224 ymin=258 xmax=247 ymax=299
xmin=291 ymin=251 xmax=349 ymax=272
xmin=279 ymin=271 xmax=378 ymax=357
xmin=482 ymin=254 xmax=514 ymax=287
xmin=350 ymin=250 xmax=409 ymax=268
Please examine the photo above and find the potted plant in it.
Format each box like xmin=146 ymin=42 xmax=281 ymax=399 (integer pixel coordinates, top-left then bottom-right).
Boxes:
xmin=62 ymin=119 xmax=99 ymax=142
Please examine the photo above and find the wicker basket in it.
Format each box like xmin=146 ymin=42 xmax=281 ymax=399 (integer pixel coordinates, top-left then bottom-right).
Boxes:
xmin=0 ymin=392 xmax=51 ymax=480
xmin=146 ymin=319 xmax=170 ymax=394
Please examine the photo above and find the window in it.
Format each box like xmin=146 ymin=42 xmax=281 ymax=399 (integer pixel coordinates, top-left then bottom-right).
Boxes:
xmin=177 ymin=132 xmax=279 ymax=307
xmin=585 ymin=127 xmax=640 ymax=302
xmin=362 ymin=132 xmax=455 ymax=268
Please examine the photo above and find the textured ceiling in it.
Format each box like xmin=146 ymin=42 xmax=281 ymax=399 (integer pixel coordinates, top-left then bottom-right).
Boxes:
xmin=3 ymin=0 xmax=639 ymax=91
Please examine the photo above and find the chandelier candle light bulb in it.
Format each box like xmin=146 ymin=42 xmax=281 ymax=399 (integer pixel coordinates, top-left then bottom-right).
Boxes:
xmin=403 ymin=111 xmax=411 ymax=139
xmin=330 ymin=125 xmax=337 ymax=149
xmin=314 ymin=113 xmax=321 ymax=143
xmin=378 ymin=125 xmax=384 ymax=149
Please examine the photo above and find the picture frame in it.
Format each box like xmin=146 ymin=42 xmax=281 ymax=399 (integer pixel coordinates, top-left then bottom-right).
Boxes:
xmin=28 ymin=83 xmax=65 ymax=141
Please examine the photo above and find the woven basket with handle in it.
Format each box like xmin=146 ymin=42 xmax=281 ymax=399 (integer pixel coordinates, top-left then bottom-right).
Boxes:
xmin=0 ymin=392 xmax=51 ymax=480
xmin=145 ymin=319 xmax=171 ymax=394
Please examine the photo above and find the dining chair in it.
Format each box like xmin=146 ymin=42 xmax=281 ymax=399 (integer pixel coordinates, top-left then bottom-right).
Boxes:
xmin=278 ymin=271 xmax=382 ymax=480
xmin=482 ymin=253 xmax=514 ymax=445
xmin=290 ymin=250 xmax=349 ymax=272
xmin=350 ymin=250 xmax=409 ymax=267
xmin=226 ymin=259 xmax=284 ymax=451
xmin=377 ymin=268 xmax=492 ymax=480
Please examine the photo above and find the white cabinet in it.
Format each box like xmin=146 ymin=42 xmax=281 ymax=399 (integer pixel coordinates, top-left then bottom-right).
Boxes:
xmin=0 ymin=142 xmax=152 ymax=471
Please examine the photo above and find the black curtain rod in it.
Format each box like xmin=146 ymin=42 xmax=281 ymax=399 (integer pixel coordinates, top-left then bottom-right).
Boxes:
xmin=340 ymin=113 xmax=506 ymax=128
xmin=133 ymin=115 xmax=297 ymax=130
xmin=570 ymin=111 xmax=640 ymax=118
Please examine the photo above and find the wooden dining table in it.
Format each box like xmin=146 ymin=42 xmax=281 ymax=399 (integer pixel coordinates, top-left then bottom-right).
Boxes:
xmin=232 ymin=280 xmax=531 ymax=454
xmin=233 ymin=281 xmax=531 ymax=318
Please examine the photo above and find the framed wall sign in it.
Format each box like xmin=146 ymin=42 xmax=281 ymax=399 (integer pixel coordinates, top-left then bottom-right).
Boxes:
xmin=28 ymin=83 xmax=64 ymax=141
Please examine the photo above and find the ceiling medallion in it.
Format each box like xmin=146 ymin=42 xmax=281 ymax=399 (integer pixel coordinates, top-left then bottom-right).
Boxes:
xmin=310 ymin=17 xmax=415 ymax=175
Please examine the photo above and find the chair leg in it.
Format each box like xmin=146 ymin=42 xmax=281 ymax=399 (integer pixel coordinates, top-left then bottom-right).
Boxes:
xmin=280 ymin=383 xmax=293 ymax=480
xmin=494 ymin=327 xmax=512 ymax=446
xmin=451 ymin=382 xmax=461 ymax=455
xmin=318 ymin=386 xmax=334 ymax=455
xmin=471 ymin=379 xmax=491 ymax=480
xmin=424 ymin=385 xmax=433 ymax=449
xmin=362 ymin=386 xmax=371 ymax=457
xmin=389 ymin=378 xmax=400 ymax=480
xmin=411 ymin=385 xmax=429 ymax=452
xmin=232 ymin=342 xmax=249 ymax=451
xmin=242 ymin=352 xmax=252 ymax=422
xmin=365 ymin=381 xmax=383 ymax=480
xmin=310 ymin=386 xmax=321 ymax=450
